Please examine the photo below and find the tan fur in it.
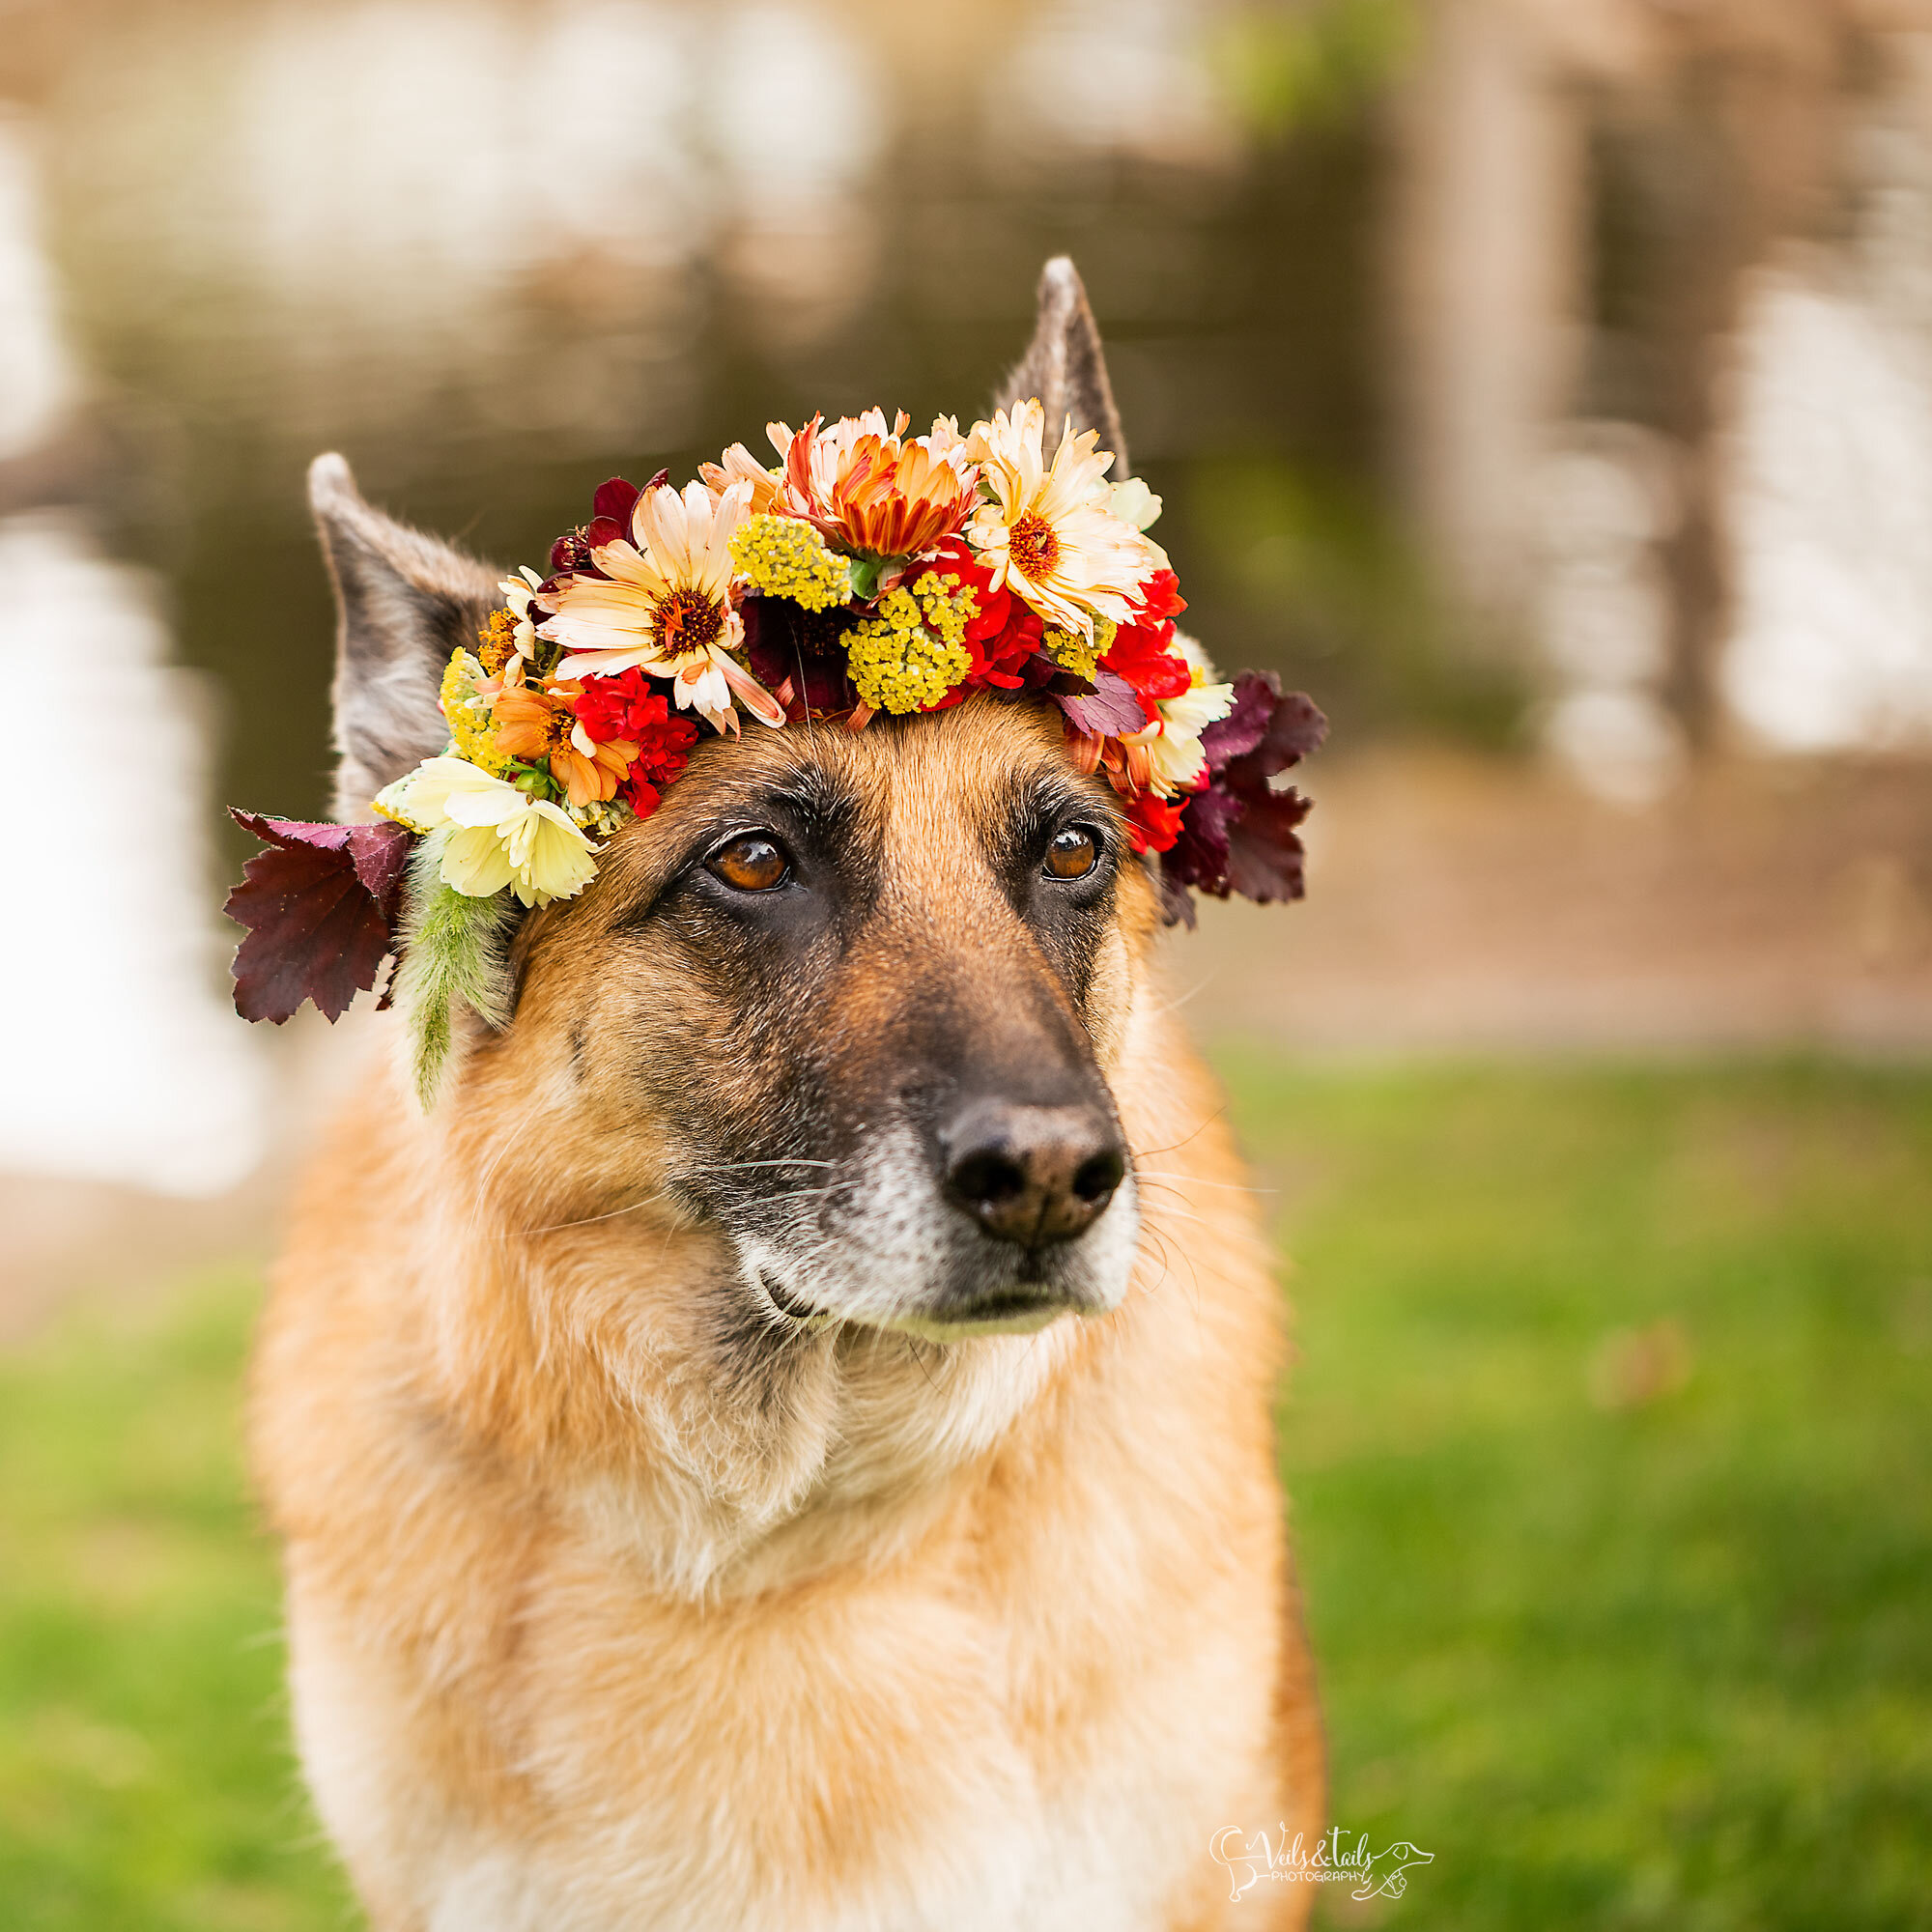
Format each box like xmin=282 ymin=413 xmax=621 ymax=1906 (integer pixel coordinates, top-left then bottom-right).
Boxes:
xmin=252 ymin=698 xmax=1323 ymax=1929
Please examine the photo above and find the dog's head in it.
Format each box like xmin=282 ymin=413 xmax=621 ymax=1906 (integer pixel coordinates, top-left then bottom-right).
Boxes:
xmin=315 ymin=261 xmax=1160 ymax=1347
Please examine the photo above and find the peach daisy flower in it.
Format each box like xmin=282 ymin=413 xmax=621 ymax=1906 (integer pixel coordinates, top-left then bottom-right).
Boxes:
xmin=539 ymin=479 xmax=782 ymax=733
xmin=964 ymin=400 xmax=1160 ymax=644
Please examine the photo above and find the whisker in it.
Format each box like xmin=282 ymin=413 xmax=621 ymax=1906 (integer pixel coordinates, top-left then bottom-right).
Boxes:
xmin=1131 ymin=1107 xmax=1227 ymax=1162
xmin=680 ymin=1157 xmax=838 ymax=1176
xmin=1134 ymin=1171 xmax=1277 ymax=1197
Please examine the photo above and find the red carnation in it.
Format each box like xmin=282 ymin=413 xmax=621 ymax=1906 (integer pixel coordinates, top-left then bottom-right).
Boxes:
xmin=572 ymin=668 xmax=699 ymax=819
xmin=1101 ymin=619 xmax=1192 ymax=720
xmin=1134 ymin=568 xmax=1187 ymax=624
xmin=1125 ymin=793 xmax=1187 ymax=856
xmin=920 ymin=540 xmax=1042 ymax=691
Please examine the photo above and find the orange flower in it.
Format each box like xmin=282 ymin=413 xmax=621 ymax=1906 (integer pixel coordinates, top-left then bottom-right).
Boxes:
xmin=493 ymin=676 xmax=637 ymax=809
xmin=768 ymin=411 xmax=978 ymax=560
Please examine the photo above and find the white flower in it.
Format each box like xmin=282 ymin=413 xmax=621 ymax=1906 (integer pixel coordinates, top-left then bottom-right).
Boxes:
xmin=1160 ymin=676 xmax=1236 ymax=741
xmin=439 ymin=822 xmax=520 ymax=898
xmin=492 ymin=798 xmax=598 ymax=906
xmin=963 ymin=400 xmax=1160 ymax=643
xmin=667 ymin=656 xmax=735 ymax=723
xmin=1108 ymin=477 xmax=1163 ymax=531
xmin=1142 ymin=727 xmax=1208 ymax=795
xmin=373 ymin=754 xmax=508 ymax=835
xmin=497 ymin=565 xmax=545 ymax=657
xmin=1134 ymin=634 xmax=1235 ymax=798
xmin=374 ymin=756 xmax=598 ymax=906
xmin=1175 ymin=629 xmax=1219 ymax=680
xmin=1108 ymin=476 xmax=1170 ymax=572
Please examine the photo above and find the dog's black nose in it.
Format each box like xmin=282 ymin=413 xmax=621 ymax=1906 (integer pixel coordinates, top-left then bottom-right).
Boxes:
xmin=940 ymin=1100 xmax=1126 ymax=1247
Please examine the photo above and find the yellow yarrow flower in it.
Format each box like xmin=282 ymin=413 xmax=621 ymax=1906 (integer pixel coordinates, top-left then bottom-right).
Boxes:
xmin=439 ymin=648 xmax=509 ymax=775
xmin=1041 ymin=615 xmax=1116 ymax=683
xmin=842 ymin=582 xmax=971 ymax=714
xmin=905 ymin=570 xmax=979 ymax=649
xmin=728 ymin=512 xmax=853 ymax=611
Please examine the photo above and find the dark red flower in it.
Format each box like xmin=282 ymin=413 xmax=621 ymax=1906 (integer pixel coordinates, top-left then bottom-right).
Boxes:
xmin=550 ymin=470 xmax=670 ymax=575
xmin=742 ymin=598 xmax=857 ymax=720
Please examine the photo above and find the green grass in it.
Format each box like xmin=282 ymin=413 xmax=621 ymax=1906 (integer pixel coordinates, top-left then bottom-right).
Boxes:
xmin=1208 ymin=1057 xmax=1932 ymax=1931
xmin=2 ymin=1062 xmax=1929 ymax=1928
xmin=0 ymin=1273 xmax=352 ymax=1930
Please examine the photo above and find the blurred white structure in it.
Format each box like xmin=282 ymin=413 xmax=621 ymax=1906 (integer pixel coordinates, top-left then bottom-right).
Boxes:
xmin=1723 ymin=71 xmax=1932 ymax=753
xmin=1531 ymin=424 xmax=1688 ymax=805
xmin=0 ymin=118 xmax=266 ymax=1196
xmin=1390 ymin=1 xmax=1932 ymax=777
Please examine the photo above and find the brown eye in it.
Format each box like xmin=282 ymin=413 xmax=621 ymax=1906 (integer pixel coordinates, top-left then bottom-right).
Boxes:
xmin=709 ymin=835 xmax=790 ymax=893
xmin=1044 ymin=826 xmax=1100 ymax=881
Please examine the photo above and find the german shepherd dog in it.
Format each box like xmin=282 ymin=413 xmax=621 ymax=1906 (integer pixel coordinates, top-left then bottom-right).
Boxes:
xmin=250 ymin=260 xmax=1323 ymax=1930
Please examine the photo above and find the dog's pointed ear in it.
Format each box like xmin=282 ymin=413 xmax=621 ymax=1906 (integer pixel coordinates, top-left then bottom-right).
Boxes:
xmin=995 ymin=256 xmax=1130 ymax=474
xmin=309 ymin=452 xmax=502 ymax=819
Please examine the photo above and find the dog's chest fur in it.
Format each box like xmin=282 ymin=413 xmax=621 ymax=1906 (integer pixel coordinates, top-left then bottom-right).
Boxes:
xmin=287 ymin=1515 xmax=1273 ymax=1932
xmin=255 ymin=1024 xmax=1301 ymax=1931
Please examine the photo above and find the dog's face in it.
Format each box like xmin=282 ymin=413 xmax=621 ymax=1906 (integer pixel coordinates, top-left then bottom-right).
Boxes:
xmin=484 ymin=698 xmax=1151 ymax=1338
xmin=311 ymin=259 xmax=1155 ymax=1359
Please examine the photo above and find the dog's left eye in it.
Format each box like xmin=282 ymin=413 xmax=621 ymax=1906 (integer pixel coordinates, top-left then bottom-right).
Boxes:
xmin=709 ymin=835 xmax=791 ymax=893
xmin=1044 ymin=826 xmax=1101 ymax=881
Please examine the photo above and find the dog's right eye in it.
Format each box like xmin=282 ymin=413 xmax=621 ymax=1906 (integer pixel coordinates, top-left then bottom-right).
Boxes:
xmin=1043 ymin=826 xmax=1101 ymax=881
xmin=708 ymin=835 xmax=791 ymax=894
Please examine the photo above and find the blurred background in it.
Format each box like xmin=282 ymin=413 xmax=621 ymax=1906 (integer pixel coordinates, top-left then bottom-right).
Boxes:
xmin=1 ymin=1 xmax=1928 ymax=1926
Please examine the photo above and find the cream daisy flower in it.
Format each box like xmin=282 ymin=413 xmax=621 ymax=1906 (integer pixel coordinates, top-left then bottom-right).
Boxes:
xmin=963 ymin=400 xmax=1160 ymax=643
xmin=539 ymin=479 xmax=782 ymax=733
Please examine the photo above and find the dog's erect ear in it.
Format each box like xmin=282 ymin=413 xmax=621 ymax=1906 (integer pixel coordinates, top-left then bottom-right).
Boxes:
xmin=309 ymin=452 xmax=502 ymax=820
xmin=995 ymin=256 xmax=1130 ymax=475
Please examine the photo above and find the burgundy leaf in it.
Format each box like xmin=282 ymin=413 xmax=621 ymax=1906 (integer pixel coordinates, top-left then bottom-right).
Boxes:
xmin=1162 ymin=782 xmax=1245 ymax=897
xmin=1155 ymin=869 xmax=1198 ymax=929
xmin=1198 ymin=669 xmax=1280 ymax=770
xmin=1053 ymin=669 xmax=1147 ymax=738
xmin=1223 ymin=786 xmax=1313 ymax=903
xmin=356 ymin=825 xmax=413 ymax=919
xmin=225 ymin=813 xmax=416 ymax=1025
xmin=1224 ymin=688 xmax=1328 ymax=789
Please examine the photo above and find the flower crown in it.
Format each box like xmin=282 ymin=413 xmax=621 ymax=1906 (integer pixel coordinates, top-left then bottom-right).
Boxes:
xmin=227 ymin=400 xmax=1326 ymax=1098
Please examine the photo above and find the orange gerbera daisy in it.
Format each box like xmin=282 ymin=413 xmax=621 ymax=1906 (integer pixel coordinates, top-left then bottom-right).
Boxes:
xmin=492 ymin=674 xmax=637 ymax=809
xmin=767 ymin=411 xmax=978 ymax=561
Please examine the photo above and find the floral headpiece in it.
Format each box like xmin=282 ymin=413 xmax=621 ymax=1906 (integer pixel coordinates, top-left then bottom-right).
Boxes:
xmin=227 ymin=401 xmax=1325 ymax=1099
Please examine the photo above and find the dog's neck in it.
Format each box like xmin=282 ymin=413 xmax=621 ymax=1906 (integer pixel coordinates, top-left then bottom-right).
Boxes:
xmin=396 ymin=1153 xmax=1101 ymax=1602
